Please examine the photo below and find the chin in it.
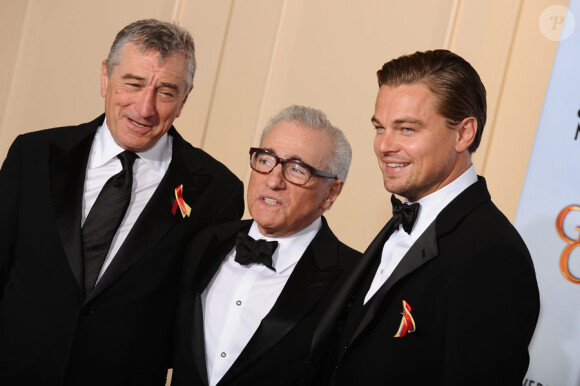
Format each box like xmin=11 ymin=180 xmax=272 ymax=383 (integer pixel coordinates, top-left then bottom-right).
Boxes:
xmin=257 ymin=225 xmax=281 ymax=237
xmin=385 ymin=186 xmax=406 ymax=197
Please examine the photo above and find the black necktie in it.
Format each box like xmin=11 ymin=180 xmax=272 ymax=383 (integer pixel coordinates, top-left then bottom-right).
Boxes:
xmin=82 ymin=151 xmax=137 ymax=295
xmin=235 ymin=232 xmax=278 ymax=271
xmin=391 ymin=194 xmax=420 ymax=234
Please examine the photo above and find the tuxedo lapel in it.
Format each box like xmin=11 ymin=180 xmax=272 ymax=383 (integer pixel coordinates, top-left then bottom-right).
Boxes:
xmin=87 ymin=129 xmax=210 ymax=302
xmin=195 ymin=223 xmax=250 ymax=293
xmin=220 ymin=221 xmax=341 ymax=384
xmin=191 ymin=295 xmax=209 ymax=386
xmin=189 ymin=221 xmax=252 ymax=386
xmin=360 ymin=220 xmax=397 ymax=275
xmin=50 ymin=127 xmax=96 ymax=292
xmin=318 ymin=219 xmax=394 ymax=358
xmin=349 ymin=221 xmax=438 ymax=345
xmin=346 ymin=177 xmax=492 ymax=346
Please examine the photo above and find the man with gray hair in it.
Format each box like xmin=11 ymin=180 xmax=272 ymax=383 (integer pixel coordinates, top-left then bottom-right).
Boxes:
xmin=0 ymin=19 xmax=243 ymax=386
xmin=172 ymin=105 xmax=361 ymax=386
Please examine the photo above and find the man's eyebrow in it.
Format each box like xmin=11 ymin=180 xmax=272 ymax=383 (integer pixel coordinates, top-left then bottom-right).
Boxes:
xmin=160 ymin=82 xmax=179 ymax=91
xmin=393 ymin=118 xmax=423 ymax=126
xmin=120 ymin=74 xmax=180 ymax=92
xmin=371 ymin=116 xmax=424 ymax=126
xmin=263 ymin=147 xmax=305 ymax=163
xmin=121 ymin=73 xmax=146 ymax=82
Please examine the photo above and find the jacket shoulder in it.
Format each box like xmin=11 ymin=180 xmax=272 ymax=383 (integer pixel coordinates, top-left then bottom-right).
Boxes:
xmin=15 ymin=115 xmax=103 ymax=148
xmin=170 ymin=127 xmax=242 ymax=187
xmin=316 ymin=217 xmax=362 ymax=270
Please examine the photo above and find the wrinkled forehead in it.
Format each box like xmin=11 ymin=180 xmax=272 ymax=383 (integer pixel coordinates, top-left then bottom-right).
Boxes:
xmin=112 ymin=45 xmax=189 ymax=87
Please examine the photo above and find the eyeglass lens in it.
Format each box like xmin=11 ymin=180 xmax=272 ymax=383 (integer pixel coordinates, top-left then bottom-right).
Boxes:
xmin=251 ymin=150 xmax=313 ymax=184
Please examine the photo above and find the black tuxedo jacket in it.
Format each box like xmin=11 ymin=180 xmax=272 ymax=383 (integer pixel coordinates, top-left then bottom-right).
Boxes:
xmin=172 ymin=217 xmax=361 ymax=386
xmin=0 ymin=115 xmax=244 ymax=386
xmin=331 ymin=177 xmax=540 ymax=385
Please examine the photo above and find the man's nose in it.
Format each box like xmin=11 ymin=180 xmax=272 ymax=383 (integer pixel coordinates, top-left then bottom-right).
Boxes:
xmin=376 ymin=128 xmax=399 ymax=153
xmin=265 ymin=164 xmax=286 ymax=189
xmin=136 ymin=88 xmax=156 ymax=118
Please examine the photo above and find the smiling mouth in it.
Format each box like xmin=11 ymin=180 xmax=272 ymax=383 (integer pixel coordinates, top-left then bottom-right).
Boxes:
xmin=129 ymin=118 xmax=151 ymax=129
xmin=386 ymin=162 xmax=409 ymax=168
xmin=263 ymin=198 xmax=279 ymax=205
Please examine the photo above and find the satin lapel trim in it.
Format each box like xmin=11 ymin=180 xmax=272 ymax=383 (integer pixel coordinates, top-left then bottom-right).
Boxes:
xmin=362 ymin=220 xmax=397 ymax=270
xmin=196 ymin=226 xmax=246 ymax=293
xmin=86 ymin=153 xmax=208 ymax=302
xmin=349 ymin=221 xmax=438 ymax=345
xmin=192 ymin=295 xmax=209 ymax=386
xmin=329 ymin=219 xmax=396 ymax=354
xmin=191 ymin=222 xmax=250 ymax=385
xmin=220 ymin=242 xmax=340 ymax=383
xmin=309 ymin=219 xmax=390 ymax=354
xmin=49 ymin=135 xmax=94 ymax=291
xmin=345 ymin=179 xmax=490 ymax=346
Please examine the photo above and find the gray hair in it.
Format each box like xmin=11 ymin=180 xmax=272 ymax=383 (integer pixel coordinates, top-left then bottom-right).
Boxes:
xmin=260 ymin=105 xmax=352 ymax=181
xmin=106 ymin=19 xmax=196 ymax=93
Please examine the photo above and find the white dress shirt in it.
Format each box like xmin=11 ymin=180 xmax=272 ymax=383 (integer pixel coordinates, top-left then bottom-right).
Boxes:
xmin=81 ymin=119 xmax=172 ymax=282
xmin=364 ymin=165 xmax=478 ymax=304
xmin=202 ymin=218 xmax=322 ymax=386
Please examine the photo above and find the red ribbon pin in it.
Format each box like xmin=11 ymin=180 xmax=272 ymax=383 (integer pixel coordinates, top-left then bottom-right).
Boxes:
xmin=172 ymin=184 xmax=191 ymax=218
xmin=394 ymin=300 xmax=416 ymax=338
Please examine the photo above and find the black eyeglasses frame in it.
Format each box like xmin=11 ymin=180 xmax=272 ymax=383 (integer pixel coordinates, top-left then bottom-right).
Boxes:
xmin=249 ymin=147 xmax=338 ymax=185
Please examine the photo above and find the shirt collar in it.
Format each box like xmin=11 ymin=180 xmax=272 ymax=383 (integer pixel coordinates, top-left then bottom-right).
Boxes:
xmin=405 ymin=164 xmax=478 ymax=238
xmin=89 ymin=118 xmax=172 ymax=175
xmin=248 ymin=217 xmax=322 ymax=273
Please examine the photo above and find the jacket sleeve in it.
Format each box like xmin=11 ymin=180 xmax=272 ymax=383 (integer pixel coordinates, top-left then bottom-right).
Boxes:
xmin=0 ymin=136 xmax=23 ymax=300
xmin=444 ymin=242 xmax=540 ymax=385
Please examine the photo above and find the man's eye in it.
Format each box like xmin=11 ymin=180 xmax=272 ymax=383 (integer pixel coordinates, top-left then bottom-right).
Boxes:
xmin=159 ymin=90 xmax=175 ymax=99
xmin=258 ymin=156 xmax=274 ymax=165
xmin=288 ymin=164 xmax=307 ymax=176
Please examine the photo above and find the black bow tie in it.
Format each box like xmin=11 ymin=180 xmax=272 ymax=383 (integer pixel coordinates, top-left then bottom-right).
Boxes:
xmin=235 ymin=232 xmax=279 ymax=271
xmin=391 ymin=195 xmax=420 ymax=234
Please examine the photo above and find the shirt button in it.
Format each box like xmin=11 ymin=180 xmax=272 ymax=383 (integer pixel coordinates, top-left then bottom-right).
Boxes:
xmin=236 ymin=300 xmax=242 ymax=306
xmin=221 ymin=352 xmax=227 ymax=358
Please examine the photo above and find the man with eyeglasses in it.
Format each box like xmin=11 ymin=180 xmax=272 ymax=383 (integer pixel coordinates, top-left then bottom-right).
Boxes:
xmin=171 ymin=105 xmax=361 ymax=386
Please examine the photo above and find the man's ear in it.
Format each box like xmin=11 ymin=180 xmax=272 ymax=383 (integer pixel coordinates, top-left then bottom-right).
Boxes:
xmin=455 ymin=117 xmax=477 ymax=153
xmin=321 ymin=179 xmax=344 ymax=212
xmin=100 ymin=60 xmax=109 ymax=98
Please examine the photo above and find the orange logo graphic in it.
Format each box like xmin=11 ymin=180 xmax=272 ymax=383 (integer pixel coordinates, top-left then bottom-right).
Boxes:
xmin=556 ymin=205 xmax=580 ymax=284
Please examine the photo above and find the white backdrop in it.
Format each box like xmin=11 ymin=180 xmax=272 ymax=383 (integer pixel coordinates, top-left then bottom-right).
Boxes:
xmin=515 ymin=1 xmax=580 ymax=385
